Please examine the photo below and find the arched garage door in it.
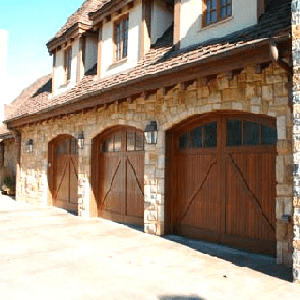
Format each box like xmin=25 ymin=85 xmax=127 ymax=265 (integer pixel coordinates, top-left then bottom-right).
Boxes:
xmin=93 ymin=126 xmax=144 ymax=226
xmin=48 ymin=135 xmax=78 ymax=214
xmin=166 ymin=113 xmax=277 ymax=255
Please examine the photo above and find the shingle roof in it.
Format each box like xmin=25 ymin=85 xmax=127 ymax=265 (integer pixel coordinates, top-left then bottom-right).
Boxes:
xmin=6 ymin=0 xmax=291 ymax=123
xmin=48 ymin=0 xmax=106 ymax=43
xmin=0 ymin=123 xmax=10 ymax=138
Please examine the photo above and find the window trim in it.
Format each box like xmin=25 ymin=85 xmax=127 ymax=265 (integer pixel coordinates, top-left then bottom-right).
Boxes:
xmin=202 ymin=0 xmax=232 ymax=28
xmin=113 ymin=14 xmax=129 ymax=62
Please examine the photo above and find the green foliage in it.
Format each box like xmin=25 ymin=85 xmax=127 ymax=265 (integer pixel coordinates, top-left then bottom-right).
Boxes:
xmin=3 ymin=176 xmax=15 ymax=191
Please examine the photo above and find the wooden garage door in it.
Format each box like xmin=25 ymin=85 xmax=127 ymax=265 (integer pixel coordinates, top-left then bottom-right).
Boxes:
xmin=167 ymin=113 xmax=277 ymax=255
xmin=96 ymin=127 xmax=144 ymax=226
xmin=53 ymin=136 xmax=78 ymax=214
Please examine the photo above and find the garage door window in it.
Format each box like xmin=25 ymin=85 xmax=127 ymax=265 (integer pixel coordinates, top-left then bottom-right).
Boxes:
xmin=227 ymin=119 xmax=277 ymax=147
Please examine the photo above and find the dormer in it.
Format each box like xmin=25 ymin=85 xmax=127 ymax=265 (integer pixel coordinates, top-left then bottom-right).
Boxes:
xmin=90 ymin=0 xmax=173 ymax=79
xmin=174 ymin=0 xmax=270 ymax=49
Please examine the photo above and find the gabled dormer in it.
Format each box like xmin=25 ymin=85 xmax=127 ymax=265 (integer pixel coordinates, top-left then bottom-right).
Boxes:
xmin=174 ymin=0 xmax=271 ymax=49
xmin=90 ymin=0 xmax=173 ymax=79
xmin=47 ymin=0 xmax=174 ymax=97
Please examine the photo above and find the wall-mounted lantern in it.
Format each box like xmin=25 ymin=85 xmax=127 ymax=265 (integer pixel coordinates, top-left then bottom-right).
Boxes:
xmin=144 ymin=121 xmax=158 ymax=144
xmin=77 ymin=132 xmax=84 ymax=149
xmin=25 ymin=139 xmax=33 ymax=153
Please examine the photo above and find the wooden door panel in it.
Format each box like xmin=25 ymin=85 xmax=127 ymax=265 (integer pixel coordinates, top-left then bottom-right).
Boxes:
xmin=99 ymin=155 xmax=123 ymax=215
xmin=69 ymin=156 xmax=78 ymax=204
xmin=174 ymin=153 xmax=221 ymax=235
xmin=53 ymin=136 xmax=78 ymax=213
xmin=126 ymin=153 xmax=144 ymax=219
xmin=225 ymin=152 xmax=276 ymax=242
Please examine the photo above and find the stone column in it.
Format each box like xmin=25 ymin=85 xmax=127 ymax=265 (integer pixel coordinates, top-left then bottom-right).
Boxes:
xmin=77 ymin=136 xmax=91 ymax=217
xmin=292 ymin=0 xmax=300 ymax=284
xmin=144 ymin=129 xmax=165 ymax=236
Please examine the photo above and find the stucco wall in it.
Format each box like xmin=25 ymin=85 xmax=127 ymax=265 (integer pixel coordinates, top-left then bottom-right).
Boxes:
xmin=180 ymin=0 xmax=257 ymax=49
xmin=150 ymin=0 xmax=173 ymax=45
xmin=53 ymin=39 xmax=80 ymax=96
xmin=17 ymin=63 xmax=292 ymax=266
xmin=100 ymin=0 xmax=142 ymax=78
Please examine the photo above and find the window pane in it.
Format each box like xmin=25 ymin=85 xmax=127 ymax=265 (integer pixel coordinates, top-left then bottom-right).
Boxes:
xmin=56 ymin=140 xmax=68 ymax=155
xmin=135 ymin=131 xmax=144 ymax=151
xmin=221 ymin=7 xmax=226 ymax=18
xmin=127 ymin=131 xmax=135 ymax=151
xmin=207 ymin=0 xmax=211 ymax=8
xmin=261 ymin=125 xmax=277 ymax=145
xmin=206 ymin=12 xmax=211 ymax=24
xmin=212 ymin=0 xmax=217 ymax=8
xmin=191 ymin=126 xmax=202 ymax=148
xmin=114 ymin=132 xmax=122 ymax=152
xmin=227 ymin=120 xmax=242 ymax=146
xmin=211 ymin=11 xmax=217 ymax=23
xmin=71 ymin=138 xmax=78 ymax=155
xmin=244 ymin=122 xmax=259 ymax=145
xmin=227 ymin=5 xmax=232 ymax=16
xmin=204 ymin=122 xmax=217 ymax=148
xmin=102 ymin=136 xmax=114 ymax=152
xmin=221 ymin=0 xmax=226 ymax=5
xmin=179 ymin=133 xmax=189 ymax=149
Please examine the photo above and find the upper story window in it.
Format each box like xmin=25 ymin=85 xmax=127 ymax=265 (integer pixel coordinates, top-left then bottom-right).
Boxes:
xmin=114 ymin=15 xmax=128 ymax=61
xmin=64 ymin=46 xmax=72 ymax=81
xmin=204 ymin=0 xmax=232 ymax=26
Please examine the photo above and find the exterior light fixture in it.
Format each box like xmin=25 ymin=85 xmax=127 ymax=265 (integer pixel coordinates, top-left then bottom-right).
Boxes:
xmin=77 ymin=132 xmax=84 ymax=149
xmin=144 ymin=121 xmax=158 ymax=144
xmin=25 ymin=139 xmax=33 ymax=153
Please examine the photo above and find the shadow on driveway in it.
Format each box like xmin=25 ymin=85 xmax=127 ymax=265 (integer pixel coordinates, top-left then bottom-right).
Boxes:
xmin=164 ymin=235 xmax=293 ymax=282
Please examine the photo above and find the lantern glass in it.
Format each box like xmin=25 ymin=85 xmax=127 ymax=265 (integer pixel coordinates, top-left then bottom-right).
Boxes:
xmin=77 ymin=132 xmax=84 ymax=149
xmin=26 ymin=139 xmax=33 ymax=153
xmin=144 ymin=121 xmax=158 ymax=144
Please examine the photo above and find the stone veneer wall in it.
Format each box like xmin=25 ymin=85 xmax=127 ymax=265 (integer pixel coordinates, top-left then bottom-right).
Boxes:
xmin=292 ymin=0 xmax=300 ymax=284
xmin=18 ymin=63 xmax=293 ymax=265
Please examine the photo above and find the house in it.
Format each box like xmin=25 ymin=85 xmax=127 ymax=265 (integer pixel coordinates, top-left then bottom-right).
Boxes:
xmin=3 ymin=0 xmax=300 ymax=282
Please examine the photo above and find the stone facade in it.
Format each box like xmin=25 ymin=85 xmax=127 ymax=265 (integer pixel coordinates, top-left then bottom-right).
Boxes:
xmin=292 ymin=0 xmax=300 ymax=284
xmin=17 ymin=63 xmax=293 ymax=266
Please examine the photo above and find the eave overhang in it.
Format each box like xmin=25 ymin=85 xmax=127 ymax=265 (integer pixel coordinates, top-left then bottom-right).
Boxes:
xmin=47 ymin=22 xmax=92 ymax=54
xmin=6 ymin=35 xmax=291 ymax=129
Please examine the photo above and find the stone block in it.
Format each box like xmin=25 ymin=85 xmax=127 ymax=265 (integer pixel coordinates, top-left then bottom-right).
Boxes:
xmin=277 ymin=220 xmax=288 ymax=240
xmin=277 ymin=116 xmax=287 ymax=139
xmin=144 ymin=210 xmax=158 ymax=222
xmin=144 ymin=223 xmax=157 ymax=235
xmin=277 ymin=184 xmax=293 ymax=196
xmin=262 ymin=86 xmax=273 ymax=101
xmin=276 ymin=155 xmax=285 ymax=183
xmin=156 ymin=193 xmax=164 ymax=205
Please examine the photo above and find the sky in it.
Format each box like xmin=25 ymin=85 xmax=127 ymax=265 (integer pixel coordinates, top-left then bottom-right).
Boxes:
xmin=0 ymin=0 xmax=85 ymax=108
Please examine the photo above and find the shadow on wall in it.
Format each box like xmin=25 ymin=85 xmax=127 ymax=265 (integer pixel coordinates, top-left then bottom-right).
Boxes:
xmin=158 ymin=295 xmax=206 ymax=300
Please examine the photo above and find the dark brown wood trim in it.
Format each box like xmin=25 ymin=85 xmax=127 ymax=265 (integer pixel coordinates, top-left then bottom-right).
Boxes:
xmin=6 ymin=38 xmax=290 ymax=129
xmin=257 ymin=0 xmax=265 ymax=21
xmin=174 ymin=0 xmax=181 ymax=48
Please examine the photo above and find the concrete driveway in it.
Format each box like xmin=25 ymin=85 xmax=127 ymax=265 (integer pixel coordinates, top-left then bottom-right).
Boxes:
xmin=0 ymin=195 xmax=299 ymax=300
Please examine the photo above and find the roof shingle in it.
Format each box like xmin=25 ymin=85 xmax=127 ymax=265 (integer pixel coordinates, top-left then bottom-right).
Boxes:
xmin=6 ymin=0 xmax=291 ymax=123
